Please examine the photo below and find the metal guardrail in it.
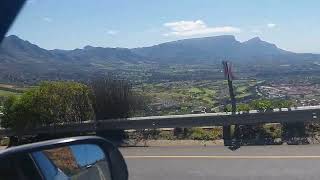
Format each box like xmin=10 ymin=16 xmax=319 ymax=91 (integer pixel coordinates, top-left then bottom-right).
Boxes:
xmin=1 ymin=106 xmax=320 ymax=137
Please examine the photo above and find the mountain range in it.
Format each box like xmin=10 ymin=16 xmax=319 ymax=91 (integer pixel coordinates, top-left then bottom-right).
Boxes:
xmin=1 ymin=35 xmax=320 ymax=83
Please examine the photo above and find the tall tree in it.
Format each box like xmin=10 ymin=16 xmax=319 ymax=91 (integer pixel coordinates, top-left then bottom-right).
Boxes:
xmin=90 ymin=77 xmax=143 ymax=120
xmin=90 ymin=77 xmax=144 ymax=141
xmin=1 ymin=81 xmax=94 ymax=133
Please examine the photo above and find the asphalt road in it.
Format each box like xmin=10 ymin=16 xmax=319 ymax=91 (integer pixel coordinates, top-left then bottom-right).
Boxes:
xmin=120 ymin=145 xmax=320 ymax=180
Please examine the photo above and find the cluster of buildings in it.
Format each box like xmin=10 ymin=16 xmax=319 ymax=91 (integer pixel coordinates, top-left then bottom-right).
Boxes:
xmin=257 ymin=83 xmax=320 ymax=106
xmin=257 ymin=86 xmax=286 ymax=98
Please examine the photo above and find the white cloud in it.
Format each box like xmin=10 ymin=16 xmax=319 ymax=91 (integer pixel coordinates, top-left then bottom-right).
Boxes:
xmin=267 ymin=23 xmax=276 ymax=28
xmin=43 ymin=17 xmax=52 ymax=23
xmin=163 ymin=20 xmax=240 ymax=36
xmin=106 ymin=30 xmax=118 ymax=35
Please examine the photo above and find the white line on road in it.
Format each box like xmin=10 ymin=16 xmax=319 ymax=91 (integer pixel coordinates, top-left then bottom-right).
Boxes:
xmin=124 ymin=155 xmax=320 ymax=159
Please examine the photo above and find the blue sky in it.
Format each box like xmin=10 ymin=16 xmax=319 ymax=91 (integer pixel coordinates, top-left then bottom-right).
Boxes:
xmin=70 ymin=144 xmax=105 ymax=167
xmin=7 ymin=0 xmax=320 ymax=53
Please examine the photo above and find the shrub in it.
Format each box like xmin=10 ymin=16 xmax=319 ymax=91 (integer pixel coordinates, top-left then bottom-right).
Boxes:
xmin=1 ymin=81 xmax=94 ymax=133
xmin=158 ymin=131 xmax=175 ymax=140
xmin=189 ymin=128 xmax=222 ymax=140
xmin=250 ymin=99 xmax=273 ymax=111
xmin=90 ymin=77 xmax=145 ymax=141
xmin=237 ymin=103 xmax=251 ymax=112
xmin=90 ymin=77 xmax=144 ymax=120
xmin=263 ymin=124 xmax=282 ymax=139
xmin=0 ymin=137 xmax=9 ymax=146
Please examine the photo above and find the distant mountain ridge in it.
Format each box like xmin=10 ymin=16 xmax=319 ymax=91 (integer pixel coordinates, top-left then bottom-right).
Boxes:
xmin=1 ymin=35 xmax=320 ymax=83
xmin=0 ymin=35 xmax=151 ymax=84
xmin=2 ymin=35 xmax=320 ymax=65
xmin=132 ymin=35 xmax=306 ymax=63
xmin=0 ymin=35 xmax=146 ymax=64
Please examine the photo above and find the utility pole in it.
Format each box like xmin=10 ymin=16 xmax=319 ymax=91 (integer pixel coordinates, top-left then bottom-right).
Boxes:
xmin=222 ymin=61 xmax=237 ymax=146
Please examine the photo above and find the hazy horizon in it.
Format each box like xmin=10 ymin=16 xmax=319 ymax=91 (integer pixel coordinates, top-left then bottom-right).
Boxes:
xmin=6 ymin=34 xmax=295 ymax=52
xmin=6 ymin=0 xmax=320 ymax=53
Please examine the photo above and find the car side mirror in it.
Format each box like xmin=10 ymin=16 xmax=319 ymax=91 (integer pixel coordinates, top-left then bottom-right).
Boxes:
xmin=0 ymin=136 xmax=128 ymax=180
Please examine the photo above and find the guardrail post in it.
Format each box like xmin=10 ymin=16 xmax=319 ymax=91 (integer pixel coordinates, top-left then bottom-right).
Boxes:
xmin=222 ymin=61 xmax=237 ymax=146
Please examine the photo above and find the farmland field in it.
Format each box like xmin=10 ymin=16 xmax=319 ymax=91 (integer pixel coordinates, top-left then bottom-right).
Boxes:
xmin=0 ymin=89 xmax=20 ymax=96
xmin=136 ymin=80 xmax=260 ymax=116
xmin=0 ymin=84 xmax=24 ymax=100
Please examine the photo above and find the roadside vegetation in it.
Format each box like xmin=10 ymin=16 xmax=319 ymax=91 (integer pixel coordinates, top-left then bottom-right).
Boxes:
xmin=0 ymin=79 xmax=316 ymax=146
xmin=1 ymin=81 xmax=94 ymax=133
xmin=128 ymin=127 xmax=223 ymax=142
xmin=0 ymin=79 xmax=144 ymax=144
xmin=225 ymin=99 xmax=295 ymax=113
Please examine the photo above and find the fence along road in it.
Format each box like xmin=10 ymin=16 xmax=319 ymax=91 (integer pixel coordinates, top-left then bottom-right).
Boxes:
xmin=1 ymin=106 xmax=320 ymax=137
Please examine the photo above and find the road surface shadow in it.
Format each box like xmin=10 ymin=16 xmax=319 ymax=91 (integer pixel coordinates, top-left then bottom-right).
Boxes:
xmin=227 ymin=137 xmax=311 ymax=151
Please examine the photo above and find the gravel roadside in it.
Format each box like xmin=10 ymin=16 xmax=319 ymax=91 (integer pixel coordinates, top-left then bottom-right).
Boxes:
xmin=123 ymin=140 xmax=224 ymax=147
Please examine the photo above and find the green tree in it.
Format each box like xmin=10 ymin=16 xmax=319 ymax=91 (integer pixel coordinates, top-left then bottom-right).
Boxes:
xmin=1 ymin=81 xmax=94 ymax=132
xmin=272 ymin=99 xmax=293 ymax=109
xmin=237 ymin=103 xmax=251 ymax=112
xmin=224 ymin=103 xmax=251 ymax=112
xmin=224 ymin=104 xmax=232 ymax=112
xmin=90 ymin=78 xmax=143 ymax=120
xmin=90 ymin=77 xmax=144 ymax=140
xmin=38 ymin=81 xmax=94 ymax=124
xmin=1 ymin=96 xmax=19 ymax=129
xmin=250 ymin=99 xmax=273 ymax=111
